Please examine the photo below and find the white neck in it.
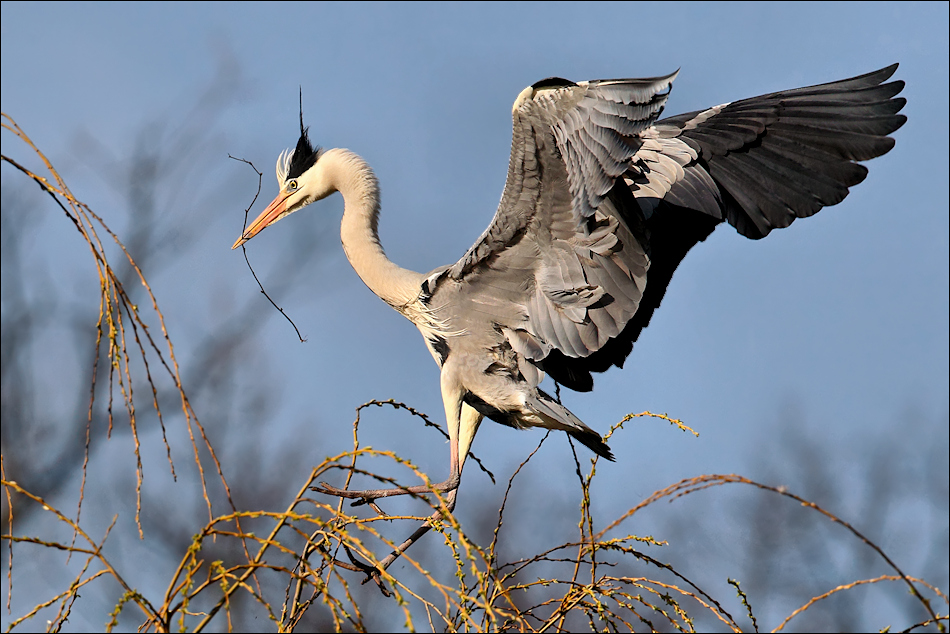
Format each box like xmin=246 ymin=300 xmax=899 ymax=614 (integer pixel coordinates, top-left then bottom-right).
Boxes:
xmin=323 ymin=148 xmax=424 ymax=309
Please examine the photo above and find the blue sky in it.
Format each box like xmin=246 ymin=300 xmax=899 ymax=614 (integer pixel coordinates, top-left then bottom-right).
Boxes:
xmin=2 ymin=1 xmax=948 ymax=628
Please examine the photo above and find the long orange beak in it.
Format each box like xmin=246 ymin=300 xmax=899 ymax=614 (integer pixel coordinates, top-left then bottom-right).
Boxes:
xmin=231 ymin=192 xmax=290 ymax=249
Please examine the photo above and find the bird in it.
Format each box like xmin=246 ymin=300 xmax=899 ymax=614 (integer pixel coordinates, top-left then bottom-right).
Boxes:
xmin=232 ymin=64 xmax=905 ymax=579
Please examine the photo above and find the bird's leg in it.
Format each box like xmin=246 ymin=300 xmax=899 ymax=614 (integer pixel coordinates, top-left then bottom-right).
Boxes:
xmin=314 ymin=374 xmax=478 ymax=510
xmin=456 ymin=403 xmax=483 ymax=475
xmin=316 ymin=372 xmax=487 ymax=592
xmin=359 ymin=395 xmax=484 ymax=589
xmin=369 ymin=487 xmax=458 ymax=581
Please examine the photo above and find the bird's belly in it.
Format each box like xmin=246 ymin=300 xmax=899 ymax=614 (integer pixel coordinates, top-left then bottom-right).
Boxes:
xmin=448 ymin=338 xmax=539 ymax=426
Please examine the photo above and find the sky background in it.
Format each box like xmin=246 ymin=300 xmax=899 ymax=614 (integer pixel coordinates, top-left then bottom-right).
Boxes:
xmin=2 ymin=1 xmax=948 ymax=630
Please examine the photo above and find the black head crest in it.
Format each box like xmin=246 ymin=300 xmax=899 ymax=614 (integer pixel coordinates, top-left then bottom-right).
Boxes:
xmin=299 ymin=86 xmax=305 ymax=137
xmin=288 ymin=87 xmax=320 ymax=180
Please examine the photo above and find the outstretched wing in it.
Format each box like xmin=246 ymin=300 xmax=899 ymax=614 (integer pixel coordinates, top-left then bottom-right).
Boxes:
xmin=429 ymin=65 xmax=906 ymax=393
xmin=650 ymin=63 xmax=906 ymax=238
xmin=448 ymin=73 xmax=678 ymax=280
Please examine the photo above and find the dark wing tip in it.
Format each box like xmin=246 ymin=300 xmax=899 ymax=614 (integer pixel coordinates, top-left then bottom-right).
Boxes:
xmin=573 ymin=429 xmax=616 ymax=461
xmin=532 ymin=77 xmax=577 ymax=90
xmin=890 ymin=113 xmax=908 ymax=135
xmin=833 ymin=62 xmax=900 ymax=87
xmin=878 ymin=62 xmax=900 ymax=81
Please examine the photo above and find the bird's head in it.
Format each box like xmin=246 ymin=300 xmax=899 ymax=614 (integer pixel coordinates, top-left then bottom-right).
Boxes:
xmin=232 ymin=105 xmax=329 ymax=249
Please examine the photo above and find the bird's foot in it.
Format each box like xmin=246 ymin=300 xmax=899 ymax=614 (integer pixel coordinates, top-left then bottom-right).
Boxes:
xmin=334 ymin=544 xmax=391 ymax=596
xmin=313 ymin=487 xmax=460 ymax=598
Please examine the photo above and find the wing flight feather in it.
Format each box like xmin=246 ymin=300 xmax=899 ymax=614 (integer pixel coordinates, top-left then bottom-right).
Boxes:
xmin=430 ymin=65 xmax=905 ymax=392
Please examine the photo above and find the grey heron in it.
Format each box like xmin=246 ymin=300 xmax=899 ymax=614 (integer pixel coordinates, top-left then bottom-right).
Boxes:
xmin=232 ymin=64 xmax=905 ymax=579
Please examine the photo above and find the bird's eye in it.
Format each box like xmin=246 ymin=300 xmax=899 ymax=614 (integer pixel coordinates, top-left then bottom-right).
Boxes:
xmin=287 ymin=179 xmax=298 ymax=191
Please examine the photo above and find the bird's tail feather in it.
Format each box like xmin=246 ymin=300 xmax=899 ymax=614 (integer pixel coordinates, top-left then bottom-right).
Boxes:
xmin=529 ymin=390 xmax=615 ymax=461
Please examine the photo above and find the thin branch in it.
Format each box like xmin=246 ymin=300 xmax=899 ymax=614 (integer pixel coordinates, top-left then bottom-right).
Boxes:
xmin=228 ymin=155 xmax=307 ymax=342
